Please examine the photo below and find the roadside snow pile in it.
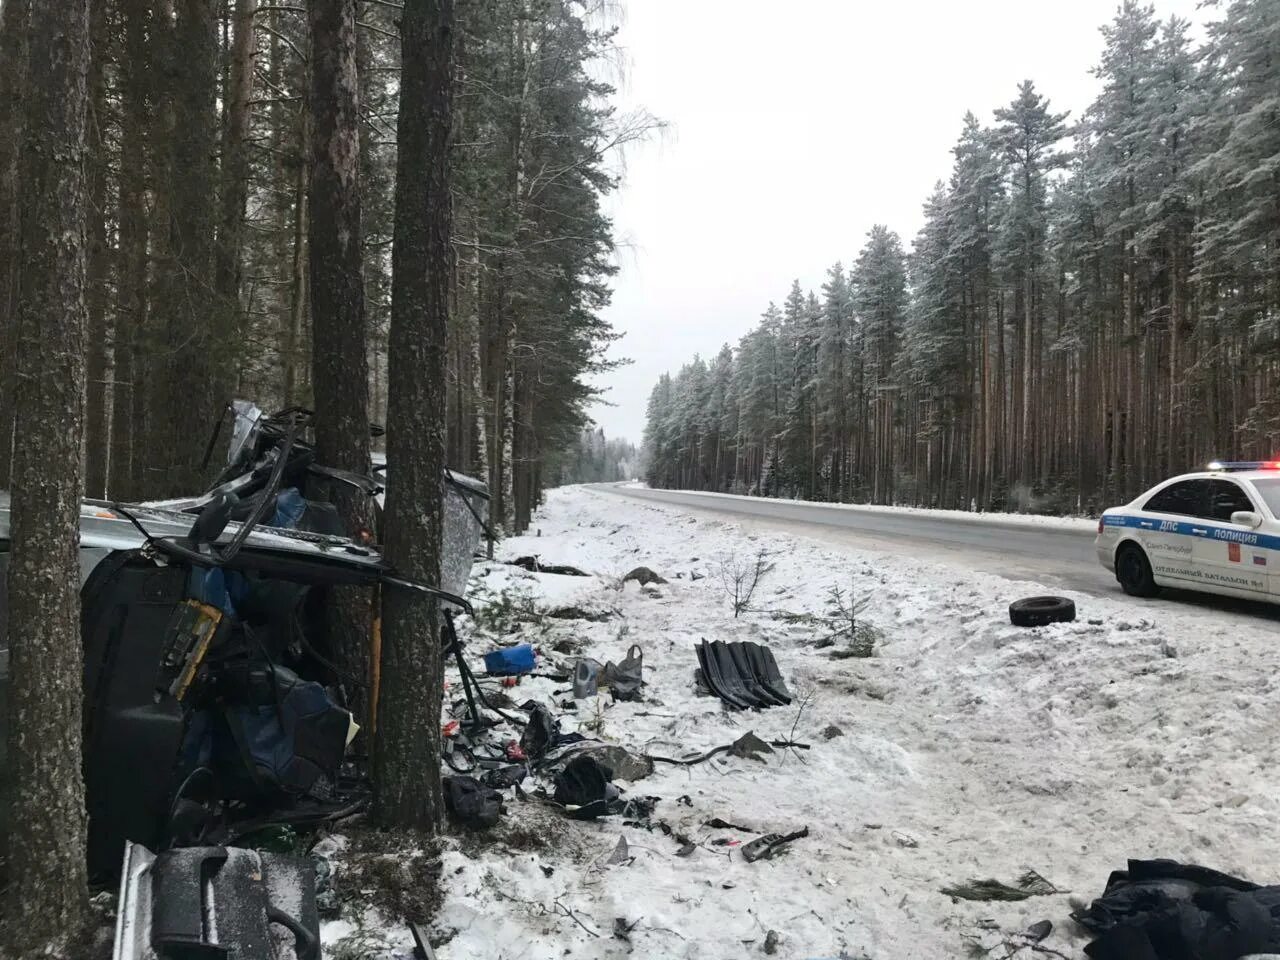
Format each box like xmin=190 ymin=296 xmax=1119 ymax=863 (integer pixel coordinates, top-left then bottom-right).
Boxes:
xmin=325 ymin=485 xmax=1280 ymax=960
xmin=622 ymin=483 xmax=1100 ymax=532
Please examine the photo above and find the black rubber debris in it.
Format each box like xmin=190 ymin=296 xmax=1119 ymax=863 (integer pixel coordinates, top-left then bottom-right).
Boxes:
xmin=1009 ymin=595 xmax=1076 ymax=627
xmin=694 ymin=640 xmax=791 ymax=710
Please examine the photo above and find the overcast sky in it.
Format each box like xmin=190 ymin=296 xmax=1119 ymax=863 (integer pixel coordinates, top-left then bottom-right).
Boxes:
xmin=585 ymin=0 xmax=1207 ymax=443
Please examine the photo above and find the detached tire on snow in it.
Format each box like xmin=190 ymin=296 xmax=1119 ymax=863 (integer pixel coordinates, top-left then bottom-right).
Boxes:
xmin=1009 ymin=596 xmax=1076 ymax=627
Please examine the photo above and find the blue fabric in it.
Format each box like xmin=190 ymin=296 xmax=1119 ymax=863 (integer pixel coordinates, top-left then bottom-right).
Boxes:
xmin=180 ymin=675 xmax=349 ymax=800
xmin=271 ymin=487 xmax=307 ymax=529
xmin=185 ymin=566 xmax=248 ymax=616
xmin=484 ymin=644 xmax=536 ymax=676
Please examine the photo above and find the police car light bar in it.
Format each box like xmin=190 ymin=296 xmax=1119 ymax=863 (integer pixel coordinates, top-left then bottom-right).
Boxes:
xmin=1207 ymin=460 xmax=1280 ymax=471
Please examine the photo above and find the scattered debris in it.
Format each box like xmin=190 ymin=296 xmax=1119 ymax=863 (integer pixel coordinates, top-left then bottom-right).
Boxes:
xmin=1008 ymin=595 xmax=1077 ymax=627
xmin=409 ymin=922 xmax=437 ymax=960
xmin=553 ymin=755 xmax=621 ymax=819
xmin=728 ymin=731 xmax=775 ymax=762
xmin=695 ymin=639 xmax=792 ymax=709
xmin=622 ymin=566 xmax=667 ymax=586
xmin=443 ymin=776 xmax=503 ymax=829
xmin=1025 ymin=919 xmax=1052 ymax=941
xmin=509 ymin=556 xmax=589 ymax=576
xmin=942 ymin=870 xmax=1061 ymax=902
xmin=706 ymin=817 xmax=756 ymax=832
xmin=519 ymin=702 xmax=560 ymax=761
xmin=603 ymin=643 xmax=645 ymax=701
xmin=741 ymin=827 xmax=809 ymax=863
xmin=483 ymin=642 xmax=536 ymax=676
xmin=547 ymin=743 xmax=655 ymax=782
xmin=573 ymin=658 xmax=602 ymax=698
xmin=648 ymin=731 xmax=809 ymax=767
xmin=115 ymin=841 xmax=321 ymax=960
xmin=606 ymin=835 xmax=631 ymax=865
xmin=552 ymin=636 xmax=583 ymax=654
xmin=546 ymin=605 xmax=615 ymax=622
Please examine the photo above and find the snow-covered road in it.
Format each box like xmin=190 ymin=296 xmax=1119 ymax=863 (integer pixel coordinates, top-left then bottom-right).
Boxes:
xmin=326 ymin=485 xmax=1280 ymax=960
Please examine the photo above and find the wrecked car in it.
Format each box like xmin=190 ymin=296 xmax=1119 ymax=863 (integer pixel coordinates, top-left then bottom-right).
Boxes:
xmin=0 ymin=402 xmax=488 ymax=881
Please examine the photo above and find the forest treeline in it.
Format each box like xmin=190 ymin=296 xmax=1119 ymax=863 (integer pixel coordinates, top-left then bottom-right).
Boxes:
xmin=547 ymin=425 xmax=635 ymax=485
xmin=0 ymin=0 xmax=649 ymax=534
xmin=642 ymin=0 xmax=1280 ymax=515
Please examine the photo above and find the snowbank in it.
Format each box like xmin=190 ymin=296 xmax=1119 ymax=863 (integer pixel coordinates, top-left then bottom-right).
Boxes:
xmin=617 ymin=483 xmax=1101 ymax=532
xmin=326 ymin=485 xmax=1280 ymax=959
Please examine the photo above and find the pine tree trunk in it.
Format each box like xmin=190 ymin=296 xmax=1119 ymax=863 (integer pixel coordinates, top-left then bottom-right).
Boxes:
xmin=83 ymin=0 xmax=110 ymax=499
xmin=284 ymin=110 xmax=310 ymax=406
xmin=2 ymin=0 xmax=92 ymax=950
xmin=109 ymin=0 xmax=150 ymax=500
xmin=377 ymin=0 xmax=453 ymax=831
xmin=153 ymin=0 xmax=219 ymax=495
xmin=214 ymin=0 xmax=257 ymax=387
xmin=0 ymin=0 xmax=30 ymax=490
xmin=308 ymin=0 xmax=374 ymax=730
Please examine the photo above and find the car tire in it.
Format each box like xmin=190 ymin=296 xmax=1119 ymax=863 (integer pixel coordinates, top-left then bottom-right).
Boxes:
xmin=1009 ymin=595 xmax=1076 ymax=627
xmin=1115 ymin=543 xmax=1158 ymax=598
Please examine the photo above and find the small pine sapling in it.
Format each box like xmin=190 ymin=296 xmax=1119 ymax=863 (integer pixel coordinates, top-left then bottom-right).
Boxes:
xmin=717 ymin=548 xmax=773 ymax=617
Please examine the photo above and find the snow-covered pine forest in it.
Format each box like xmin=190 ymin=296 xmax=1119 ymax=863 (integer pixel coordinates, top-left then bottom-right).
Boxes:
xmin=641 ymin=0 xmax=1280 ymax=516
xmin=546 ymin=426 xmax=637 ymax=486
xmin=0 ymin=0 xmax=652 ymax=536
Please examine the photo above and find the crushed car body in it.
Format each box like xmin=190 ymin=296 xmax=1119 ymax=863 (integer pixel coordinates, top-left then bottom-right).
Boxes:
xmin=0 ymin=401 xmax=489 ymax=883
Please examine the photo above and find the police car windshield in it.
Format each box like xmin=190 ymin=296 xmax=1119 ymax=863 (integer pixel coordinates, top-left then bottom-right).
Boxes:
xmin=1249 ymin=478 xmax=1280 ymax=519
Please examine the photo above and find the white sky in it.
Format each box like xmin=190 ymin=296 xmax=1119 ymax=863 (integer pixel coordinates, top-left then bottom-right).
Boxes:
xmin=585 ymin=0 xmax=1208 ymax=443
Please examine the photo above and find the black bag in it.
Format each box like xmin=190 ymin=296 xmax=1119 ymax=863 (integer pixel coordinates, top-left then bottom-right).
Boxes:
xmin=519 ymin=702 xmax=559 ymax=761
xmin=603 ymin=644 xmax=644 ymax=702
xmin=553 ymin=755 xmax=618 ymax=820
xmin=183 ymin=663 xmax=351 ymax=802
xmin=443 ymin=776 xmax=503 ymax=829
xmin=1072 ymin=859 xmax=1280 ymax=960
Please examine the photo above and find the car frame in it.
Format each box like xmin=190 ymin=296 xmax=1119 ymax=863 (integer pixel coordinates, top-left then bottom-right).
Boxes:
xmin=1096 ymin=461 xmax=1280 ymax=602
xmin=0 ymin=403 xmax=489 ymax=880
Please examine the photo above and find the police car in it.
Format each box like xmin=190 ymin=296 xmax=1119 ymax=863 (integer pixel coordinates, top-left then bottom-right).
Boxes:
xmin=1096 ymin=462 xmax=1280 ymax=601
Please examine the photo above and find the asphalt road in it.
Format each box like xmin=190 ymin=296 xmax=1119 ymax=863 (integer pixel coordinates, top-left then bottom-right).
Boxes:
xmin=592 ymin=484 xmax=1114 ymax=595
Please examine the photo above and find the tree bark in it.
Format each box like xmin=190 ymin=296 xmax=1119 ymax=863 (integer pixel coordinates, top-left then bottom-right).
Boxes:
xmin=154 ymin=0 xmax=219 ymax=495
xmin=84 ymin=0 xmax=110 ymax=498
xmin=377 ymin=0 xmax=453 ymax=830
xmin=214 ymin=0 xmax=258 ymax=394
xmin=0 ymin=0 xmax=31 ymax=490
xmin=109 ymin=0 xmax=151 ymax=500
xmin=1 ymin=0 xmax=92 ymax=951
xmin=308 ymin=0 xmax=374 ymax=728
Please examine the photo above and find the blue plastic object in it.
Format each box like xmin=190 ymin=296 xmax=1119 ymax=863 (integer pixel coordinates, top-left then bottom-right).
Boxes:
xmin=483 ymin=644 xmax=536 ymax=676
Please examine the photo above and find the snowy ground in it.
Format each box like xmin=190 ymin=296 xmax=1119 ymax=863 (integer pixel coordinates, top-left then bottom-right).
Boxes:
xmin=325 ymin=485 xmax=1280 ymax=960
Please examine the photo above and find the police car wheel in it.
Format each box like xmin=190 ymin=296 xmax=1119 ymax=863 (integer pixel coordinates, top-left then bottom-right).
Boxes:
xmin=1115 ymin=543 xmax=1158 ymax=598
xmin=1008 ymin=595 xmax=1076 ymax=627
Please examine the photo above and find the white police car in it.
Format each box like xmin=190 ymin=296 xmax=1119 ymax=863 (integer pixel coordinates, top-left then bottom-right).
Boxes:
xmin=1096 ymin=462 xmax=1280 ymax=601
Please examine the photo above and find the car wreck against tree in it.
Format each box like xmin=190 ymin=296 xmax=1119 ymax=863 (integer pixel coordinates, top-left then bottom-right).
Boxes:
xmin=0 ymin=403 xmax=488 ymax=897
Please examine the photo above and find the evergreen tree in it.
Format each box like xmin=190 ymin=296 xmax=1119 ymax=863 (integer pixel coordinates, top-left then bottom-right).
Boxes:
xmin=2 ymin=0 xmax=92 ymax=950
